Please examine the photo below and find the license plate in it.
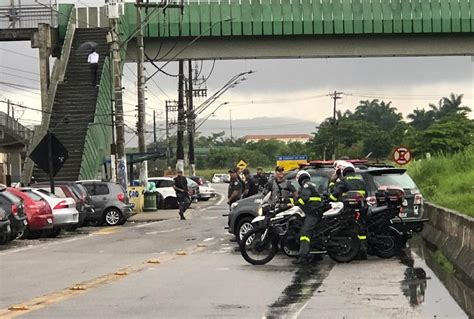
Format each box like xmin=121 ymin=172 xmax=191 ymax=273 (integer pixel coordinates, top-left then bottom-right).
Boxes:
xmin=23 ymin=220 xmax=28 ymax=225
xmin=47 ymin=218 xmax=53 ymax=224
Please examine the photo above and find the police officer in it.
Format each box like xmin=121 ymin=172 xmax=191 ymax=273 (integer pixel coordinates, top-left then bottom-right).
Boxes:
xmin=329 ymin=161 xmax=369 ymax=259
xmin=293 ymin=170 xmax=325 ymax=265
xmin=242 ymin=168 xmax=258 ymax=198
xmin=255 ymin=167 xmax=268 ymax=192
xmin=227 ymin=168 xmax=243 ymax=208
xmin=267 ymin=166 xmax=297 ymax=210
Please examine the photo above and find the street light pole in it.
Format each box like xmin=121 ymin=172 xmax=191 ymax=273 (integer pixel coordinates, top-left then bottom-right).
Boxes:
xmin=187 ymin=59 xmax=195 ymax=176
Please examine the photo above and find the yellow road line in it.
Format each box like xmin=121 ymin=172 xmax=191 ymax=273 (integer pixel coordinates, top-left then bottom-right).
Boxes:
xmin=92 ymin=227 xmax=120 ymax=235
xmin=0 ymin=245 xmax=208 ymax=318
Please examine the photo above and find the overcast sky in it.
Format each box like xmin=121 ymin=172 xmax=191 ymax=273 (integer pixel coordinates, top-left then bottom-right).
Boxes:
xmin=1 ymin=0 xmax=473 ymax=138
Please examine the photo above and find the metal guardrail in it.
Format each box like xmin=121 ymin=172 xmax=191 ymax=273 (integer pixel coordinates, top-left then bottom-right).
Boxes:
xmin=0 ymin=111 xmax=32 ymax=142
xmin=0 ymin=1 xmax=57 ymax=29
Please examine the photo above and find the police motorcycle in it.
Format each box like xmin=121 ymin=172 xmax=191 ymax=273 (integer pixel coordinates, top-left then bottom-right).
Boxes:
xmin=364 ymin=186 xmax=412 ymax=258
xmin=239 ymin=192 xmax=361 ymax=265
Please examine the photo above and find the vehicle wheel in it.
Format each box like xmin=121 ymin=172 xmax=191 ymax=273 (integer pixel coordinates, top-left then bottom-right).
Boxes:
xmin=27 ymin=230 xmax=41 ymax=239
xmin=372 ymin=228 xmax=404 ymax=259
xmin=163 ymin=197 xmax=178 ymax=209
xmin=239 ymin=227 xmax=279 ymax=265
xmin=236 ymin=217 xmax=254 ymax=244
xmin=280 ymin=237 xmax=299 ymax=258
xmin=88 ymin=219 xmax=103 ymax=227
xmin=327 ymin=231 xmax=360 ymax=263
xmin=104 ymin=208 xmax=123 ymax=226
xmin=46 ymin=227 xmax=61 ymax=238
xmin=0 ymin=235 xmax=8 ymax=245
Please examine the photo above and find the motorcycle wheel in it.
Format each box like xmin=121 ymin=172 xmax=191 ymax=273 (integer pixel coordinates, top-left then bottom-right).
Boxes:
xmin=327 ymin=231 xmax=360 ymax=263
xmin=280 ymin=237 xmax=299 ymax=258
xmin=240 ymin=227 xmax=279 ymax=265
xmin=372 ymin=227 xmax=403 ymax=259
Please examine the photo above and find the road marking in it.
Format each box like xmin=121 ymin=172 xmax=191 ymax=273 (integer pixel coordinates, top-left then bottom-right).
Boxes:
xmin=134 ymin=221 xmax=164 ymax=228
xmin=215 ymin=193 xmax=225 ymax=206
xmin=145 ymin=227 xmax=181 ymax=235
xmin=215 ymin=268 xmax=230 ymax=271
xmin=0 ymin=243 xmax=212 ymax=318
xmin=0 ymin=235 xmax=91 ymax=256
xmin=92 ymin=227 xmax=120 ymax=235
xmin=203 ymin=237 xmax=214 ymax=242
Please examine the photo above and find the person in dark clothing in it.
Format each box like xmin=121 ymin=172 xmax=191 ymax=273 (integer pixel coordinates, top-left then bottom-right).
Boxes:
xmin=292 ymin=170 xmax=325 ymax=265
xmin=227 ymin=168 xmax=243 ymax=208
xmin=267 ymin=166 xmax=298 ymax=210
xmin=255 ymin=167 xmax=268 ymax=192
xmin=173 ymin=170 xmax=189 ymax=220
xmin=242 ymin=168 xmax=258 ymax=198
xmin=329 ymin=161 xmax=369 ymax=259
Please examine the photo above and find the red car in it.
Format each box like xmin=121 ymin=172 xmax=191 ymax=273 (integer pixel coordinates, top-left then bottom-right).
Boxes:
xmin=8 ymin=188 xmax=54 ymax=239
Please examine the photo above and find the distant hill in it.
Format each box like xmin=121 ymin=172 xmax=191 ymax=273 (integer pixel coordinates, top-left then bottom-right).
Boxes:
xmin=125 ymin=117 xmax=318 ymax=146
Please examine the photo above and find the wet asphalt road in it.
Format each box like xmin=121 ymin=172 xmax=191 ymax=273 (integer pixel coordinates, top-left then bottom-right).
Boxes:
xmin=0 ymin=184 xmax=471 ymax=319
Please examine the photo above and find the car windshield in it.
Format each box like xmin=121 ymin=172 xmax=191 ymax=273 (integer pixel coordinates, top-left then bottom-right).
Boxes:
xmin=289 ymin=175 xmax=330 ymax=193
xmin=21 ymin=191 xmax=43 ymax=201
xmin=371 ymin=173 xmax=417 ymax=189
xmin=2 ymin=191 xmax=21 ymax=203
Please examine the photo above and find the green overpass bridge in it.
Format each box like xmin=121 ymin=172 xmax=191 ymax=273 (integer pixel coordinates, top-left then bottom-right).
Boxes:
xmin=20 ymin=0 xmax=474 ymax=182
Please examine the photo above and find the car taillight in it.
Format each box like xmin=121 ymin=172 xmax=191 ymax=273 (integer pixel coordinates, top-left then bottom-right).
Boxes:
xmin=414 ymin=193 xmax=423 ymax=205
xmin=354 ymin=211 xmax=361 ymax=221
xmin=11 ymin=203 xmax=18 ymax=216
xmin=117 ymin=193 xmax=125 ymax=202
xmin=366 ymin=196 xmax=376 ymax=206
xmin=54 ymin=200 xmax=69 ymax=209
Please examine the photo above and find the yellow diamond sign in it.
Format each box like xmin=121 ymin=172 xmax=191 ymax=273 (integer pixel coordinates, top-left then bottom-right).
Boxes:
xmin=236 ymin=160 xmax=248 ymax=170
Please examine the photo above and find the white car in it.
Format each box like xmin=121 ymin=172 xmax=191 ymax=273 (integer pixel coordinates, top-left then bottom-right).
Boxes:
xmin=212 ymin=174 xmax=230 ymax=183
xmin=21 ymin=188 xmax=79 ymax=233
xmin=198 ymin=184 xmax=216 ymax=201
xmin=148 ymin=177 xmax=178 ymax=209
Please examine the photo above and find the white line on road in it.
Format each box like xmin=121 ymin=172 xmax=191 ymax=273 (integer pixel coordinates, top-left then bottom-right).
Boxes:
xmin=0 ymin=234 xmax=91 ymax=256
xmin=146 ymin=228 xmax=181 ymax=235
xmin=216 ymin=193 xmax=225 ymax=206
xmin=203 ymin=237 xmax=215 ymax=242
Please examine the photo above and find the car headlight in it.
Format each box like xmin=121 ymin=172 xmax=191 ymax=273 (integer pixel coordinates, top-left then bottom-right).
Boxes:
xmin=230 ymin=202 xmax=238 ymax=210
xmin=257 ymin=207 xmax=263 ymax=216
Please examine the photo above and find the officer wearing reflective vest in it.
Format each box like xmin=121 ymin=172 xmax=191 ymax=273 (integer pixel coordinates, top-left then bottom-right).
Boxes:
xmin=293 ymin=170 xmax=325 ymax=265
xmin=328 ymin=161 xmax=369 ymax=259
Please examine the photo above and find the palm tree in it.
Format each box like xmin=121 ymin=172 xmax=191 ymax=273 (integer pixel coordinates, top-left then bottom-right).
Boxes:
xmin=430 ymin=94 xmax=471 ymax=119
xmin=407 ymin=108 xmax=435 ymax=130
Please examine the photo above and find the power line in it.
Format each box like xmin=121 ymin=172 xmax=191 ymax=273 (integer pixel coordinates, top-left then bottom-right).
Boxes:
xmin=1 ymin=71 xmax=39 ymax=83
xmin=0 ymin=65 xmax=40 ymax=76
xmin=0 ymin=47 xmax=37 ymax=59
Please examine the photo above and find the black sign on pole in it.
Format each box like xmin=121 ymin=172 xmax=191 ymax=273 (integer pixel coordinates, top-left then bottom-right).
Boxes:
xmin=29 ymin=132 xmax=69 ymax=192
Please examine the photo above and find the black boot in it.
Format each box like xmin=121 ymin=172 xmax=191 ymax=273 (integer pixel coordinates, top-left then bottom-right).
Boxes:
xmin=292 ymin=257 xmax=309 ymax=265
xmin=179 ymin=213 xmax=186 ymax=220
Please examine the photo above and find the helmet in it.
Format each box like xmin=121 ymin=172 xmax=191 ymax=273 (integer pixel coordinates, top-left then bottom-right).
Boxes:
xmin=340 ymin=161 xmax=355 ymax=176
xmin=333 ymin=160 xmax=345 ymax=177
xmin=296 ymin=170 xmax=311 ymax=186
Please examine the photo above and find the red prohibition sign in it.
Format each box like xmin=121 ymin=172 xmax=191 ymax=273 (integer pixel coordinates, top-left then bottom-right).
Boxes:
xmin=393 ymin=146 xmax=412 ymax=165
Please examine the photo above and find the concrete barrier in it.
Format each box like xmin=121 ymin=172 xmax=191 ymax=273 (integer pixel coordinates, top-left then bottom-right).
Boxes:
xmin=421 ymin=202 xmax=474 ymax=280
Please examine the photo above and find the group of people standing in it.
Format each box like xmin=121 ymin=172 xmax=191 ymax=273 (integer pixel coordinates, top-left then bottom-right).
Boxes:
xmin=227 ymin=167 xmax=270 ymax=206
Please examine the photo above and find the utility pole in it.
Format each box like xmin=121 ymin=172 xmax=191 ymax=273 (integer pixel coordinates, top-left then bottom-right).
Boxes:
xmin=153 ymin=110 xmax=157 ymax=144
xmin=187 ymin=59 xmax=195 ymax=176
xmin=136 ymin=1 xmax=148 ymax=187
xmin=330 ymin=91 xmax=343 ymax=160
xmin=229 ymin=109 xmax=233 ymax=142
xmin=176 ymin=60 xmax=185 ymax=172
xmin=109 ymin=0 xmax=127 ymax=192
xmin=165 ymin=100 xmax=178 ymax=168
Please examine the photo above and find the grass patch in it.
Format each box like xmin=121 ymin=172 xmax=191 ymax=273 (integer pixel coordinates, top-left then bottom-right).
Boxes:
xmin=407 ymin=146 xmax=474 ymax=217
xmin=432 ymin=250 xmax=456 ymax=274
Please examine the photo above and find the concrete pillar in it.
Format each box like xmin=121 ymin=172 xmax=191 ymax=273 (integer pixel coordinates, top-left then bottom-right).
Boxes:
xmin=36 ymin=23 xmax=51 ymax=125
xmin=10 ymin=152 xmax=21 ymax=183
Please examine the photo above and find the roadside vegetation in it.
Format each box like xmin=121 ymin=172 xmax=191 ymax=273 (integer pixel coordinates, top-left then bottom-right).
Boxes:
xmin=407 ymin=146 xmax=474 ymax=217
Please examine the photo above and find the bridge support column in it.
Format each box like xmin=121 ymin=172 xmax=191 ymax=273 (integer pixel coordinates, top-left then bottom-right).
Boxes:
xmin=32 ymin=23 xmax=52 ymax=125
xmin=9 ymin=152 xmax=21 ymax=184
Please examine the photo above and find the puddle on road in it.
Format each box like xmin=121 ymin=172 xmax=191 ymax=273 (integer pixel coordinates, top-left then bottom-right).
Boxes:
xmin=265 ymin=262 xmax=334 ymax=318
xmin=398 ymin=235 xmax=473 ymax=318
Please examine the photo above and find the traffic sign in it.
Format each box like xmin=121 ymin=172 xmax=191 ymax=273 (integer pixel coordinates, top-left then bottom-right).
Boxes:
xmin=276 ymin=155 xmax=308 ymax=171
xmin=392 ymin=146 xmax=412 ymax=165
xmin=236 ymin=159 xmax=248 ymax=170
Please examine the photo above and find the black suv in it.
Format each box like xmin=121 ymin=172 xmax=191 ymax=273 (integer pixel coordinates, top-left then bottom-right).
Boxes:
xmin=227 ymin=162 xmax=427 ymax=242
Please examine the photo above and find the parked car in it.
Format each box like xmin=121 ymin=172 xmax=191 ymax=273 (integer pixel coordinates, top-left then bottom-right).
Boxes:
xmin=0 ymin=208 xmax=11 ymax=245
xmin=227 ymin=161 xmax=427 ymax=243
xmin=32 ymin=182 xmax=91 ymax=228
xmin=186 ymin=177 xmax=200 ymax=202
xmin=189 ymin=176 xmax=216 ymax=201
xmin=7 ymin=187 xmax=54 ymax=239
xmin=77 ymin=181 xmax=132 ymax=226
xmin=149 ymin=177 xmax=178 ymax=209
xmin=212 ymin=173 xmax=230 ymax=183
xmin=0 ymin=186 xmax=27 ymax=241
xmin=21 ymin=188 xmax=79 ymax=237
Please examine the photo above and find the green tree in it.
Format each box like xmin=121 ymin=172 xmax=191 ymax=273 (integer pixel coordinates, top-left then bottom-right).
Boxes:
xmin=407 ymin=108 xmax=435 ymax=130
xmin=429 ymin=93 xmax=471 ymax=120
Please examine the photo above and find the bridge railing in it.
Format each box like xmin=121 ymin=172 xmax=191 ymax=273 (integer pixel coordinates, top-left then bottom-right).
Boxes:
xmin=0 ymin=112 xmax=32 ymax=142
xmin=0 ymin=1 xmax=57 ymax=29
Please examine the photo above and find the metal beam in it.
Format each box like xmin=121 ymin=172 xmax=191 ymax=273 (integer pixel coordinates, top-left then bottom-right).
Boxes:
xmin=126 ymin=34 xmax=474 ymax=61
